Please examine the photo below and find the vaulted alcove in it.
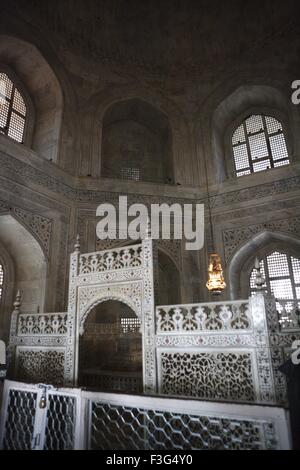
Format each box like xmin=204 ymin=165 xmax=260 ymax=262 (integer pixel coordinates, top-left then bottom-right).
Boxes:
xmin=101 ymin=99 xmax=174 ymax=184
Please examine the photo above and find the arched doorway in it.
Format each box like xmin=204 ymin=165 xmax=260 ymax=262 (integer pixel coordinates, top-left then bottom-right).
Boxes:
xmin=78 ymin=300 xmax=143 ymax=394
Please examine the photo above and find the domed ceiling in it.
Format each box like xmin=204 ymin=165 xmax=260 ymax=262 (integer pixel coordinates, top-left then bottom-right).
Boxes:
xmin=3 ymin=0 xmax=300 ymax=80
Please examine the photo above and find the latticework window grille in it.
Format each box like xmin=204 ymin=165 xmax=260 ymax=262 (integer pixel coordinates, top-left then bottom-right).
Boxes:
xmin=121 ymin=167 xmax=140 ymax=181
xmin=232 ymin=115 xmax=289 ymax=177
xmin=250 ymin=251 xmax=300 ymax=325
xmin=0 ymin=72 xmax=26 ymax=143
xmin=0 ymin=263 xmax=3 ymax=301
xmin=120 ymin=316 xmax=141 ymax=333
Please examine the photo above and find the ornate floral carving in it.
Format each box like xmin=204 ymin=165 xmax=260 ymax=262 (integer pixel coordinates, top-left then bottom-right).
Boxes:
xmin=156 ymin=333 xmax=256 ymax=348
xmin=17 ymin=313 xmax=68 ymax=335
xmin=156 ymin=301 xmax=251 ymax=333
xmin=65 ymin=250 xmax=80 ymax=385
xmin=80 ymin=245 xmax=142 ymax=274
xmin=63 ymin=238 xmax=156 ymax=390
xmin=78 ymin=282 xmax=143 ymax=326
xmin=270 ymin=347 xmax=288 ymax=405
xmin=13 ymin=208 xmax=52 ymax=258
xmin=223 ymin=216 xmax=300 ymax=262
xmin=214 ymin=176 xmax=300 ymax=209
xmin=16 ymin=348 xmax=65 ymax=386
xmin=3 ymin=151 xmax=299 ymax=209
xmin=255 ymin=348 xmax=276 ymax=402
xmin=156 ymin=294 xmax=277 ymax=404
xmin=270 ymin=332 xmax=300 ymax=347
xmin=263 ymin=294 xmax=280 ymax=334
xmin=141 ymin=238 xmax=156 ymax=393
xmin=12 ymin=337 xmax=67 ymax=347
xmin=6 ymin=237 xmax=281 ymax=406
xmin=0 ymin=198 xmax=54 ymax=259
xmin=160 ymin=351 xmax=256 ymax=402
xmin=96 ymin=238 xmax=182 ymax=270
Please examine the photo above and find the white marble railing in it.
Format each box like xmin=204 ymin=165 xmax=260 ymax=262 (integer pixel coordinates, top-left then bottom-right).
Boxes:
xmin=17 ymin=313 xmax=68 ymax=336
xmin=156 ymin=300 xmax=251 ymax=333
xmin=79 ymin=244 xmax=143 ymax=274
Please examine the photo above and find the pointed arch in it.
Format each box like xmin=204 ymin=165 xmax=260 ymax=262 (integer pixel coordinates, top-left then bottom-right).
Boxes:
xmin=227 ymin=230 xmax=300 ymax=299
xmin=0 ymin=35 xmax=63 ymax=163
xmin=79 ymin=294 xmax=141 ymax=335
xmin=80 ymin=85 xmax=194 ymax=184
xmin=195 ymin=74 xmax=300 ymax=185
xmin=0 ymin=214 xmax=48 ymax=332
xmin=0 ymin=64 xmax=35 ymax=146
xmin=100 ymin=97 xmax=174 ymax=184
xmin=230 ymin=113 xmax=290 ymax=177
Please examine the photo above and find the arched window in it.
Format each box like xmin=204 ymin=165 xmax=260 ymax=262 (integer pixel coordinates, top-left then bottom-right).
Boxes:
xmin=250 ymin=251 xmax=300 ymax=328
xmin=232 ymin=114 xmax=290 ymax=177
xmin=0 ymin=72 xmax=27 ymax=143
xmin=0 ymin=263 xmax=4 ymax=302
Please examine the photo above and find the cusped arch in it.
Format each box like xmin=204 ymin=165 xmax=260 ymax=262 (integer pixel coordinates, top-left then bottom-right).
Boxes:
xmin=79 ymin=293 xmax=141 ymax=335
xmin=227 ymin=230 xmax=300 ymax=299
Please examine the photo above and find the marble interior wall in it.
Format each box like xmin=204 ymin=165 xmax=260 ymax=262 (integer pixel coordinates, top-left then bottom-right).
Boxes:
xmin=0 ymin=4 xmax=300 ymax=341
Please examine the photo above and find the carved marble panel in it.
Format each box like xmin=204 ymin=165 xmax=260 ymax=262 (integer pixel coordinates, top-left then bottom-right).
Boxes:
xmin=159 ymin=350 xmax=256 ymax=402
xmin=16 ymin=347 xmax=65 ymax=386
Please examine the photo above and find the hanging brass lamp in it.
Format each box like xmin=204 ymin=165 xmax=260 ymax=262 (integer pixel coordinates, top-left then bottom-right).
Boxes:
xmin=204 ymin=155 xmax=226 ymax=295
xmin=206 ymin=253 xmax=226 ymax=295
